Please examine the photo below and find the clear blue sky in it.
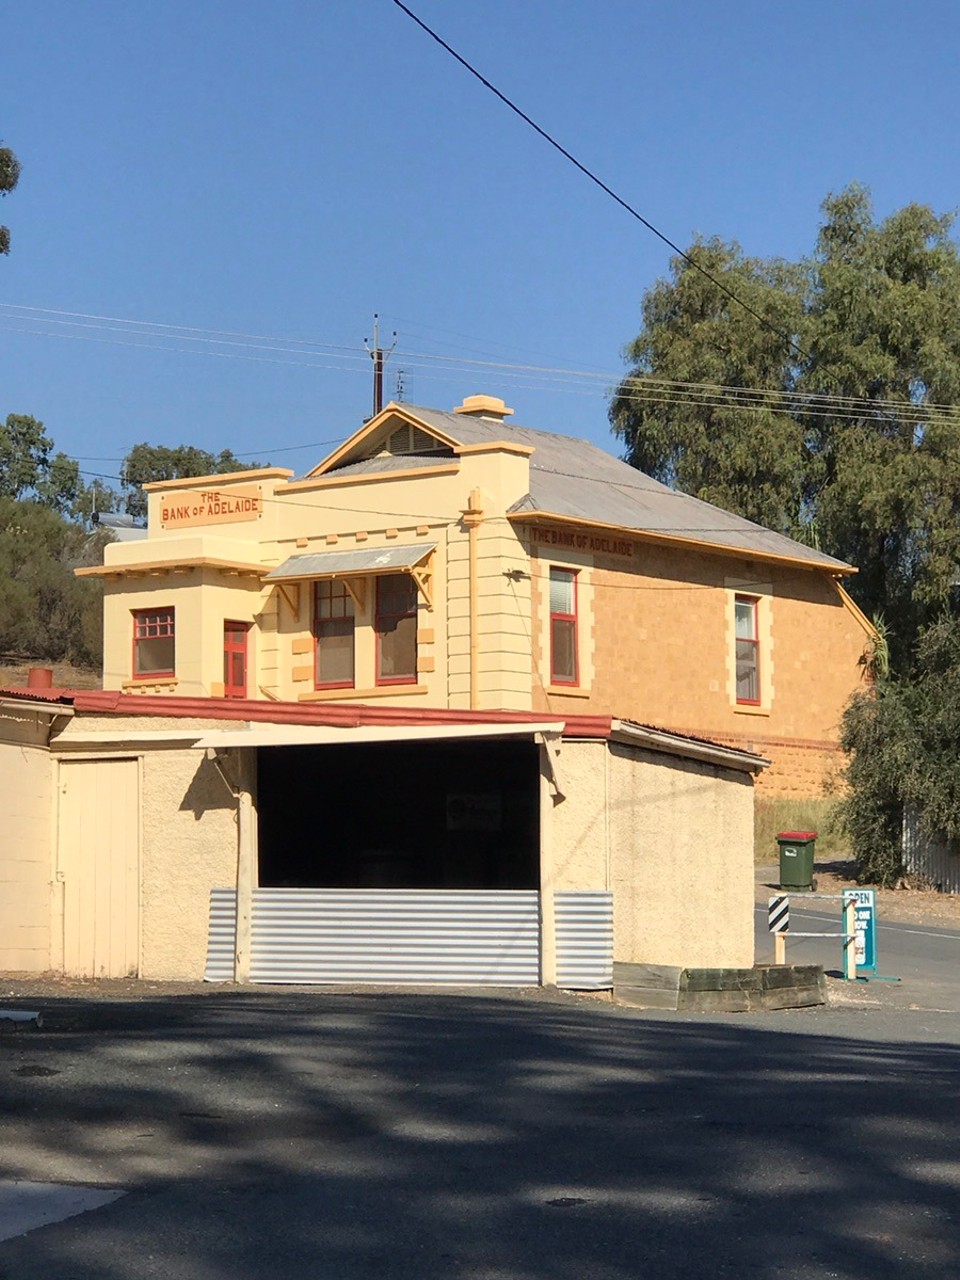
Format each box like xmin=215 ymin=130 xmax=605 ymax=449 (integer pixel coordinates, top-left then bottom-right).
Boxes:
xmin=4 ymin=1 xmax=959 ymax=487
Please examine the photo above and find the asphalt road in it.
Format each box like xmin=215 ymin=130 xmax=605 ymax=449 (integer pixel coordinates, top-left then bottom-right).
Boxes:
xmin=754 ymin=898 xmax=960 ymax=1013
xmin=1 ymin=985 xmax=959 ymax=1280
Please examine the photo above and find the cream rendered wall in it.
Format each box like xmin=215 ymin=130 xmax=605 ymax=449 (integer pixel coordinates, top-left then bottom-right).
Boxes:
xmin=0 ymin=716 xmax=53 ymax=972
xmin=550 ymin=740 xmax=609 ymax=891
xmin=265 ymin=526 xmax=445 ymax=705
xmin=102 ymin=576 xmax=204 ymax=693
xmin=50 ymin=714 xmax=243 ymax=980
xmin=139 ymin=746 xmax=239 ymax=980
xmin=194 ymin=573 xmax=266 ymax=696
xmin=607 ymin=742 xmax=755 ymax=969
xmin=98 ymin=440 xmax=543 ymax=712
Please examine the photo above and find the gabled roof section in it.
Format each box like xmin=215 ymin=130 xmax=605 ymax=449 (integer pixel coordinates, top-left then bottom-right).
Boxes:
xmin=304 ymin=403 xmax=460 ymax=479
xmin=300 ymin=401 xmax=852 ymax=574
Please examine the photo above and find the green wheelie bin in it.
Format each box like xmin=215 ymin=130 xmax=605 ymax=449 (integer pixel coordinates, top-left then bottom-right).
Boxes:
xmin=777 ymin=830 xmax=817 ymax=890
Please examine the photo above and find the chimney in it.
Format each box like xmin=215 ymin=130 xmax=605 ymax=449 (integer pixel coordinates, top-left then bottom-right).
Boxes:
xmin=453 ymin=395 xmax=514 ymax=422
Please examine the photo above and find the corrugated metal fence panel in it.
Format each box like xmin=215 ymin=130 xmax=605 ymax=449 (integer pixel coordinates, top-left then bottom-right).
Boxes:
xmin=903 ymin=808 xmax=960 ymax=894
xmin=555 ymin=891 xmax=614 ymax=989
xmin=204 ymin=888 xmax=238 ymax=981
xmin=249 ymin=889 xmax=541 ymax=985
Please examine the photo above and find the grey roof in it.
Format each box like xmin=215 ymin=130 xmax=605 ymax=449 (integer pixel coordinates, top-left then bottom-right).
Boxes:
xmin=311 ymin=403 xmax=851 ymax=573
xmin=264 ymin=542 xmax=436 ymax=583
xmin=324 ymin=452 xmax=452 ymax=479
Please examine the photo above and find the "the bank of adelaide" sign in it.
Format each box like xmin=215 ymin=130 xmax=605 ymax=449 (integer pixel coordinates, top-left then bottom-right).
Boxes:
xmin=159 ymin=485 xmax=263 ymax=530
xmin=529 ymin=524 xmax=634 ymax=559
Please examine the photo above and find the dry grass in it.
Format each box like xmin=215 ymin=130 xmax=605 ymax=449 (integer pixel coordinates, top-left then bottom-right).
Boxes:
xmin=0 ymin=659 xmax=102 ymax=691
xmin=754 ymin=795 xmax=849 ymax=864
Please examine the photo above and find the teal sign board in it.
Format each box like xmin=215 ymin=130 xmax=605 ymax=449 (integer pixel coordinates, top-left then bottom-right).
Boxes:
xmin=843 ymin=889 xmax=877 ymax=973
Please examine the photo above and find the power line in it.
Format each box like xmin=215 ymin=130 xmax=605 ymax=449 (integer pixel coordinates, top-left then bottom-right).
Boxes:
xmin=6 ymin=301 xmax=957 ymax=421
xmin=390 ymin=0 xmax=811 ymax=362
xmin=7 ymin=311 xmax=958 ymax=432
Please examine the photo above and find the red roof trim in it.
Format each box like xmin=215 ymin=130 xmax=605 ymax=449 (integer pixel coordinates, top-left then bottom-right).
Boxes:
xmin=0 ymin=687 xmax=583 ymax=732
xmin=0 ymin=688 xmax=759 ymax=757
xmin=0 ymin=686 xmax=75 ymax=706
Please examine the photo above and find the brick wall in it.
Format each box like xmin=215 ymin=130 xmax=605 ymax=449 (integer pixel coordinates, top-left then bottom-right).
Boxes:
xmin=529 ymin=534 xmax=869 ymax=798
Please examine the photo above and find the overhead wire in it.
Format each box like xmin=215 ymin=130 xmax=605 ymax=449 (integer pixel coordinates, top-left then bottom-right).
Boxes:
xmin=389 ymin=0 xmax=812 ymax=363
xmin=4 ymin=299 xmax=957 ymax=417
xmin=5 ymin=308 xmax=957 ymax=433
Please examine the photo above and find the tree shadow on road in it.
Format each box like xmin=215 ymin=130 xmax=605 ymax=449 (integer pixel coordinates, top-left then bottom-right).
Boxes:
xmin=0 ymin=991 xmax=957 ymax=1279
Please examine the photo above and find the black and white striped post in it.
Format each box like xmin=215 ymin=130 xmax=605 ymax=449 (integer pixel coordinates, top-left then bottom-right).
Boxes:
xmin=768 ymin=894 xmax=789 ymax=964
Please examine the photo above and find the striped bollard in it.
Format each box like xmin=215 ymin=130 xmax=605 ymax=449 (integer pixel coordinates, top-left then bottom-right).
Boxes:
xmin=768 ymin=894 xmax=789 ymax=965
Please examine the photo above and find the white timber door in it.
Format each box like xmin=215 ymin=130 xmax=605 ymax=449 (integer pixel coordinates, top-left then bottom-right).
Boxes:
xmin=58 ymin=758 xmax=140 ymax=978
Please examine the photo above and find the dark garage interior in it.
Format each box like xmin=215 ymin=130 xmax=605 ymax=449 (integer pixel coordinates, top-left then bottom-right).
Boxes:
xmin=257 ymin=737 xmax=540 ymax=890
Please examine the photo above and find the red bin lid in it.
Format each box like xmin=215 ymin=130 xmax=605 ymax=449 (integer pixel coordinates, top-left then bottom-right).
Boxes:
xmin=777 ymin=830 xmax=817 ymax=840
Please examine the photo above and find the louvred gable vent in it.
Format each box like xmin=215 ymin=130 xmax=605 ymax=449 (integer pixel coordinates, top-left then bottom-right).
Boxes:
xmin=385 ymin=424 xmax=447 ymax=455
xmin=411 ymin=426 xmax=438 ymax=452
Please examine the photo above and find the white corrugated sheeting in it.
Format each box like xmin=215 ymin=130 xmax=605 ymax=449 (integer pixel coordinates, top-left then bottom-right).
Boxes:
xmin=204 ymin=889 xmax=238 ymax=981
xmin=206 ymin=888 xmax=541 ymax=985
xmin=555 ymin=892 xmax=614 ymax=989
xmin=903 ymin=808 xmax=960 ymax=894
xmin=204 ymin=888 xmax=616 ymax=987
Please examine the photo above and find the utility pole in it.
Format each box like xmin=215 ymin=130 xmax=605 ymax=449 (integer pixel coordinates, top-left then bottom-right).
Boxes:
xmin=364 ymin=315 xmax=397 ymax=417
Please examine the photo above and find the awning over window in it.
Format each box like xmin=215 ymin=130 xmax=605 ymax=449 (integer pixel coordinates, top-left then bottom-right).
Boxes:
xmin=263 ymin=542 xmax=436 ymax=584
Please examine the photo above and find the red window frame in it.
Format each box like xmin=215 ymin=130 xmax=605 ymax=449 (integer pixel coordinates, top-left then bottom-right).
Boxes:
xmin=313 ymin=580 xmax=355 ymax=689
xmin=223 ymin=620 xmax=249 ymax=698
xmin=549 ymin=567 xmax=579 ymax=686
xmin=375 ymin=574 xmax=418 ymax=686
xmin=735 ymin=595 xmax=760 ymax=705
xmin=132 ymin=607 xmax=175 ymax=679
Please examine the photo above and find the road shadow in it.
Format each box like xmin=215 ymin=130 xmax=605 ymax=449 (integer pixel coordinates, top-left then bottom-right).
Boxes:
xmin=0 ymin=990 xmax=957 ymax=1279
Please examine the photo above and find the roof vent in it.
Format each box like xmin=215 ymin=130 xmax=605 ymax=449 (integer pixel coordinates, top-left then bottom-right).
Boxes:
xmin=453 ymin=395 xmax=514 ymax=421
xmin=384 ymin=423 xmax=448 ymax=455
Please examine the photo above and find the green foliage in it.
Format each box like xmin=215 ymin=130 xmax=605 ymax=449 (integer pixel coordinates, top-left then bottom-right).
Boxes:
xmin=120 ymin=443 xmax=264 ymax=519
xmin=611 ymin=185 xmax=960 ymax=667
xmin=0 ymin=414 xmax=82 ymax=514
xmin=0 ymin=407 xmax=265 ymax=666
xmin=0 ymin=143 xmax=21 ymax=255
xmin=611 ymin=238 xmax=808 ymax=533
xmin=838 ymin=618 xmax=960 ymax=884
xmin=836 ymin=687 xmax=914 ymax=885
xmin=0 ymin=498 xmax=106 ymax=667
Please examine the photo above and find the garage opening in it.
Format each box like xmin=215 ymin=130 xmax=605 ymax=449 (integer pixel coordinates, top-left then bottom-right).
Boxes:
xmin=257 ymin=737 xmax=539 ymax=890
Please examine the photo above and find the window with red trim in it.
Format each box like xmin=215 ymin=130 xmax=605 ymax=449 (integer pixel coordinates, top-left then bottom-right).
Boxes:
xmin=133 ymin=608 xmax=175 ymax=678
xmin=549 ymin=568 xmax=578 ymax=685
xmin=223 ymin=621 xmax=249 ymax=698
xmin=735 ymin=595 xmax=760 ymax=704
xmin=314 ymin=580 xmax=355 ymax=688
xmin=375 ymin=574 xmax=417 ymax=684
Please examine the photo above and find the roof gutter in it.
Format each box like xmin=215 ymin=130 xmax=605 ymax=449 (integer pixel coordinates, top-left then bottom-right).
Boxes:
xmin=0 ymin=695 xmax=75 ymax=719
xmin=609 ymin=719 xmax=769 ymax=774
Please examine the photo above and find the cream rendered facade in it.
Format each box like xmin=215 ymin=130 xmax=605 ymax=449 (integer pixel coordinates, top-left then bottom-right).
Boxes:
xmin=95 ymin=453 xmax=536 ymax=711
xmin=87 ymin=396 xmax=870 ymax=796
xmin=10 ymin=396 xmax=854 ymax=986
xmin=0 ymin=700 xmax=758 ymax=980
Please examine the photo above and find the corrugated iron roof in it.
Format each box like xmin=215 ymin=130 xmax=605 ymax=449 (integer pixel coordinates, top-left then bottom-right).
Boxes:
xmin=263 ymin=542 xmax=435 ymax=583
xmin=315 ymin=404 xmax=850 ymax=573
xmin=0 ymin=686 xmax=768 ymax=769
